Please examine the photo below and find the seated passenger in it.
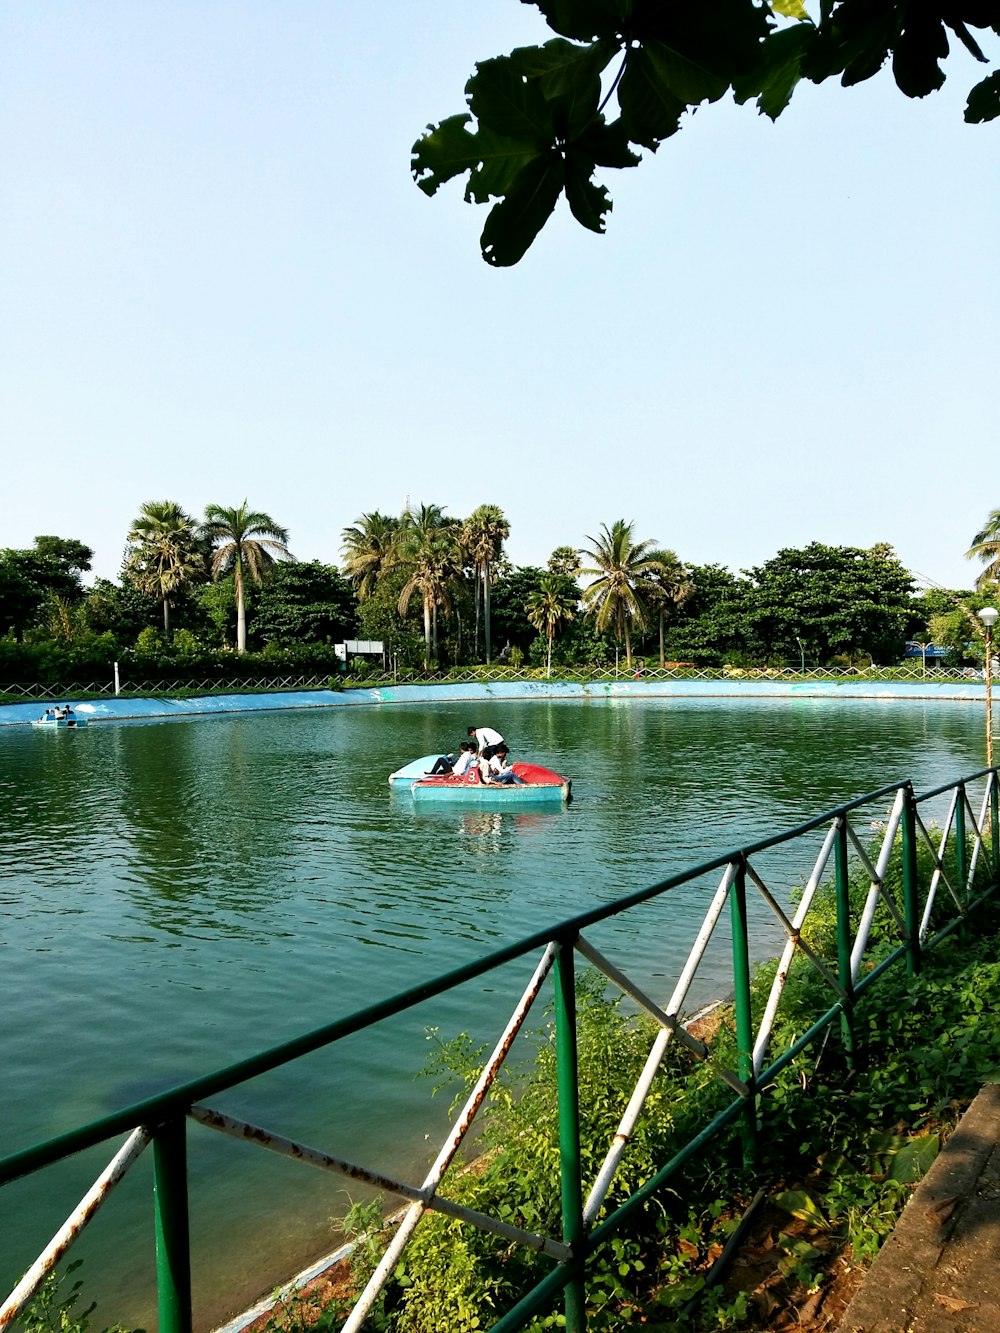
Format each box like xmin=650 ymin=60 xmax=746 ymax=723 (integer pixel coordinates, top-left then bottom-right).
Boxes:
xmin=451 ymin=742 xmax=477 ymax=777
xmin=428 ymin=751 xmax=457 ymax=775
xmin=487 ymin=746 xmax=526 ymax=785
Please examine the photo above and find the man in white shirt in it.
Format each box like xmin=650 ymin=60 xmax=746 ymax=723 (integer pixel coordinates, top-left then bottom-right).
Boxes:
xmin=468 ymin=724 xmax=504 ymax=761
xmin=486 ymin=746 xmax=526 ymax=785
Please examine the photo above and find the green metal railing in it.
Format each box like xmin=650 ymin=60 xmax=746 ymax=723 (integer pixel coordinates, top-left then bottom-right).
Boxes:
xmin=2 ymin=768 xmax=997 ymax=1332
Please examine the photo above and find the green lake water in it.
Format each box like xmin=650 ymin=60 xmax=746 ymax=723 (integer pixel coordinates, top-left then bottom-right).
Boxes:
xmin=0 ymin=695 xmax=986 ymax=1327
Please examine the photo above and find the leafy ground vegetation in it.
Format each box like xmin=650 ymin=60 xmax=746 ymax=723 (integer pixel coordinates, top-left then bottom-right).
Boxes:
xmin=21 ymin=838 xmax=1000 ymax=1333
xmin=249 ymin=845 xmax=1000 ymax=1333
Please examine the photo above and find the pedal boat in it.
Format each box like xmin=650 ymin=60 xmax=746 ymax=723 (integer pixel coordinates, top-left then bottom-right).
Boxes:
xmin=410 ymin=762 xmax=571 ymax=804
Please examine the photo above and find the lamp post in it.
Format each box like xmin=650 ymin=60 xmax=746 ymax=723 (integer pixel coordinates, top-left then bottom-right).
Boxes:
xmin=978 ymin=608 xmax=998 ymax=769
xmin=796 ymin=637 xmax=805 ymax=675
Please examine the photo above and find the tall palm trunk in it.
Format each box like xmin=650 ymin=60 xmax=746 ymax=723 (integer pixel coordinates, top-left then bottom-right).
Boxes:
xmin=163 ymin=597 xmax=171 ymax=638
xmin=483 ymin=562 xmax=492 ymax=664
xmin=235 ymin=566 xmax=247 ymax=653
xmin=659 ymin=608 xmax=665 ymax=667
xmin=422 ymin=595 xmax=432 ymax=668
xmin=473 ymin=576 xmax=481 ymax=659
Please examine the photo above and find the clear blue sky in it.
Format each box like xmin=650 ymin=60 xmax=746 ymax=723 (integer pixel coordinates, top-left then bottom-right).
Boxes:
xmin=2 ymin=3 xmax=997 ymax=590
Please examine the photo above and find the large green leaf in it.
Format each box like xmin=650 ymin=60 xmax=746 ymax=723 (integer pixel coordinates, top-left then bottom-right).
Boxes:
xmin=411 ymin=116 xmax=543 ymax=205
xmin=411 ymin=115 xmax=481 ymax=197
xmin=617 ymin=47 xmax=686 ymax=148
xmin=468 ymin=57 xmax=556 ymax=143
xmin=564 ymin=148 xmax=611 ymax=231
xmin=772 ymin=1189 xmax=831 ymax=1228
xmin=892 ymin=12 xmax=948 ymax=98
xmin=966 ymin=69 xmax=1000 ymax=122
xmin=888 ymin=1133 xmax=939 ymax=1183
xmin=576 ymin=116 xmax=642 ymax=169
xmin=509 ymin=36 xmax=620 ymax=98
xmin=734 ymin=24 xmax=815 ymax=119
xmin=528 ymin=0 xmax=635 ymax=43
xmin=481 ymin=153 xmax=566 ymax=266
xmin=642 ymin=36 xmax=731 ymax=104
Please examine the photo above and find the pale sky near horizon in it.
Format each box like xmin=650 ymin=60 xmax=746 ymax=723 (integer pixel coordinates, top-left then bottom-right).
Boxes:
xmin=2 ymin=3 xmax=997 ymax=592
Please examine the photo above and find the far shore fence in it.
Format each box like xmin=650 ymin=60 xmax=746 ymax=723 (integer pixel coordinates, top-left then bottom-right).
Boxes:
xmin=0 ymin=662 xmax=989 ymax=702
xmin=2 ymin=768 xmax=997 ymax=1333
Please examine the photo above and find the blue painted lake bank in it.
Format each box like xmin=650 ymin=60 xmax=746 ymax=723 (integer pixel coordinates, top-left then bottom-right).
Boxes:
xmin=0 ymin=675 xmax=991 ymax=728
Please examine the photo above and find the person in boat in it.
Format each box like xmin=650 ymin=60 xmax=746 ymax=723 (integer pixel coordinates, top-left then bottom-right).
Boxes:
xmin=485 ymin=745 xmax=526 ymax=785
xmin=428 ymin=740 xmax=478 ymax=776
xmin=468 ymin=724 xmax=504 ymax=762
xmin=41 ymin=708 xmax=55 ymax=721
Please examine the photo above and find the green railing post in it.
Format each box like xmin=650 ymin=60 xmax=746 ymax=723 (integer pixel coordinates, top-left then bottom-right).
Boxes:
xmin=901 ymin=784 xmax=922 ymax=976
xmin=954 ymin=782 xmax=967 ymax=913
xmin=554 ymin=938 xmax=586 ymax=1333
xmin=991 ymin=773 xmax=1000 ymax=879
xmin=834 ymin=816 xmax=855 ymax=1066
xmin=153 ymin=1115 xmax=192 ymax=1333
xmin=729 ymin=857 xmax=757 ymax=1162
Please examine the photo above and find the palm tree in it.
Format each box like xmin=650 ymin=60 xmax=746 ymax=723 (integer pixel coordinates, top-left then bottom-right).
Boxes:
xmin=645 ymin=548 xmax=694 ymax=667
xmin=526 ymin=574 xmax=577 ymax=678
xmin=579 ymin=519 xmax=663 ymax=669
xmin=967 ymin=510 xmax=1000 ymax=589
xmin=340 ymin=512 xmax=401 ymax=599
xmin=200 ymin=502 xmax=292 ymax=653
xmin=462 ymin=504 xmax=510 ymax=664
xmin=124 ymin=500 xmax=205 ymax=637
xmin=548 ymin=546 xmax=582 ymax=579
xmin=396 ymin=504 xmax=462 ymax=667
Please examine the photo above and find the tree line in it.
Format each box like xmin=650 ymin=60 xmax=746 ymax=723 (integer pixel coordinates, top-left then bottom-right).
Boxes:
xmin=2 ymin=500 xmax=999 ymax=684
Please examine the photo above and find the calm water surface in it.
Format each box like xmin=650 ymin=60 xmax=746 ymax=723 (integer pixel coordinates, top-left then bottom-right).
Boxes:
xmin=0 ymin=696 xmax=984 ymax=1326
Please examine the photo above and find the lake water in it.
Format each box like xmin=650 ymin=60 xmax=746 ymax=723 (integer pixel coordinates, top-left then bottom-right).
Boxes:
xmin=0 ymin=695 xmax=986 ymax=1327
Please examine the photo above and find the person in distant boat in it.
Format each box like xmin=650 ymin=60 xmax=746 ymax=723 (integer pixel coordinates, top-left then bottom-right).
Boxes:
xmin=428 ymin=740 xmax=478 ymax=776
xmin=63 ymin=705 xmax=74 ymax=717
xmin=486 ymin=745 xmax=526 ymax=785
xmin=41 ymin=709 xmax=55 ymax=721
xmin=468 ymin=724 xmax=504 ymax=762
xmin=451 ymin=742 xmax=478 ymax=777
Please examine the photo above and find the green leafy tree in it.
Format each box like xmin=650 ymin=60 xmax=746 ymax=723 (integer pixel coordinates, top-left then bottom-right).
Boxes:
xmin=413 ymin=1 xmax=999 ymax=264
xmin=660 ymin=563 xmax=749 ymax=665
xmin=395 ymin=503 xmax=463 ymax=667
xmin=580 ymin=518 xmax=663 ymax=669
xmin=742 ymin=542 xmax=918 ymax=666
xmin=966 ymin=509 xmax=1000 ymax=589
xmin=251 ymin=561 xmax=358 ymax=647
xmin=356 ymin=567 xmax=426 ymax=669
xmin=200 ymin=502 xmax=292 ymax=653
xmin=490 ymin=565 xmax=551 ymax=656
xmin=461 ymin=504 xmax=510 ymax=664
xmin=123 ymin=501 xmax=206 ymax=638
xmin=340 ymin=512 xmax=401 ymax=600
xmin=644 ymin=548 xmax=694 ymax=667
xmin=526 ymin=571 xmax=578 ymax=676
xmin=0 ymin=542 xmax=90 ymax=640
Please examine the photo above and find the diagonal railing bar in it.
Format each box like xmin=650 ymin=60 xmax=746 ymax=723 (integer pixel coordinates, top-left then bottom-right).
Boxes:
xmin=914 ymin=800 xmax=963 ymax=931
xmin=965 ymin=778 xmax=993 ymax=891
xmin=189 ymin=1108 xmax=570 ymax=1260
xmin=0 ymin=1128 xmax=150 ymax=1328
xmin=744 ymin=859 xmax=845 ymax=1001
xmin=573 ymin=937 xmax=710 ymax=1063
xmin=845 ymin=820 xmax=884 ymax=890
xmin=583 ymin=863 xmax=740 ymax=1225
xmin=851 ymin=790 xmax=907 ymax=978
xmin=752 ymin=821 xmax=839 ymax=1077
xmin=339 ymin=940 xmax=561 ymax=1333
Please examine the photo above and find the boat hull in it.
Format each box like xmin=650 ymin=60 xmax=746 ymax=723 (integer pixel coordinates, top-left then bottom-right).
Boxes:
xmin=388 ymin=754 xmax=449 ymax=788
xmin=410 ymin=762 xmax=571 ymax=804
xmin=31 ymin=717 xmax=88 ymax=729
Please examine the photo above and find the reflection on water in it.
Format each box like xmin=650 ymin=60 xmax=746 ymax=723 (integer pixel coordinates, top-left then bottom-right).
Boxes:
xmin=0 ymin=696 xmax=986 ymax=1326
